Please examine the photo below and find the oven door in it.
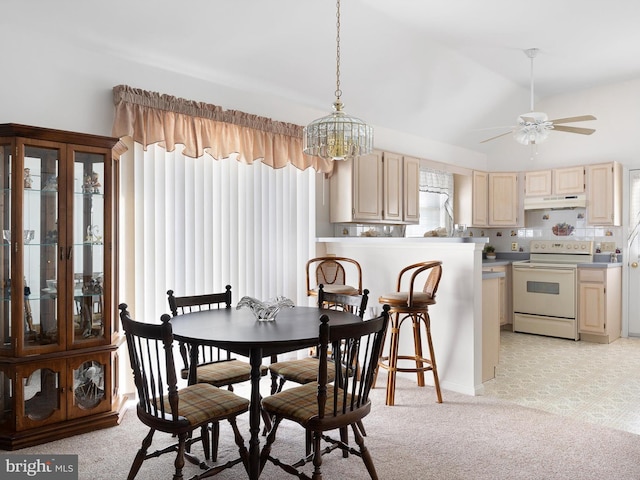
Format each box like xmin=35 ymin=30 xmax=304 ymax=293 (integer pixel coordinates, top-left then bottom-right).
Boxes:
xmin=512 ymin=264 xmax=576 ymax=318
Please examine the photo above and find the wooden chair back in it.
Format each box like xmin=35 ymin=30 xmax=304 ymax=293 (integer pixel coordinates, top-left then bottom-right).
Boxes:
xmin=312 ymin=305 xmax=390 ymax=427
xmin=167 ymin=286 xmax=234 ymax=382
xmin=396 ymin=261 xmax=443 ymax=307
xmin=119 ymin=303 xmax=186 ymax=430
xmin=318 ymin=285 xmax=369 ymax=317
xmin=306 ymin=256 xmax=363 ymax=295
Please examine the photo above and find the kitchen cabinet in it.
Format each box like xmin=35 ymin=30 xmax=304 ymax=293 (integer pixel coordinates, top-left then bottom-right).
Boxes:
xmin=482 ymin=263 xmax=511 ymax=327
xmin=488 ymin=172 xmax=519 ymax=226
xmin=578 ymin=266 xmax=621 ymax=344
xmin=455 ymin=171 xmax=519 ymax=227
xmin=524 ymin=166 xmax=584 ymax=197
xmin=554 ymin=166 xmax=585 ymax=194
xmin=586 ymin=162 xmax=622 ymax=226
xmin=329 ymin=150 xmax=419 ymax=224
xmin=482 ymin=274 xmax=501 ymax=382
xmin=0 ymin=124 xmax=127 ymax=449
xmin=454 ymin=170 xmax=488 ymax=227
xmin=524 ymin=170 xmax=552 ymax=197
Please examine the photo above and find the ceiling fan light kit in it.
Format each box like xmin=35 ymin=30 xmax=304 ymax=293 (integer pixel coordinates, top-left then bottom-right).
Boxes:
xmin=482 ymin=48 xmax=596 ymax=145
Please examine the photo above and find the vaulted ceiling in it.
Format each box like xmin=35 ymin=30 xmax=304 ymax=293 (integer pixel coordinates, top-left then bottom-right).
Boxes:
xmin=9 ymin=0 xmax=640 ymax=154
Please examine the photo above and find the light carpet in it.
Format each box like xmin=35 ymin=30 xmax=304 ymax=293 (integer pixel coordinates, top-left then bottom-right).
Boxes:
xmin=13 ymin=375 xmax=640 ymax=479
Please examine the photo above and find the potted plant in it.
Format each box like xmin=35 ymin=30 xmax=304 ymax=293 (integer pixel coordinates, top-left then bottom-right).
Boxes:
xmin=485 ymin=244 xmax=496 ymax=260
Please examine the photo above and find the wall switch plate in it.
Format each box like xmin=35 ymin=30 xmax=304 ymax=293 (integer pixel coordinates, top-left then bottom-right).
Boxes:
xmin=601 ymin=241 xmax=616 ymax=252
xmin=511 ymin=242 xmax=518 ymax=251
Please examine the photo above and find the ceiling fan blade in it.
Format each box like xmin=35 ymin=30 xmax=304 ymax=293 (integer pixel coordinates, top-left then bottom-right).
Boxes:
xmin=480 ymin=130 xmax=513 ymax=143
xmin=549 ymin=115 xmax=597 ymax=124
xmin=552 ymin=125 xmax=596 ymax=135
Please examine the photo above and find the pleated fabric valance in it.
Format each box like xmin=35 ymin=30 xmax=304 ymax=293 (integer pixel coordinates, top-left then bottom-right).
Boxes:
xmin=111 ymin=85 xmax=334 ymax=173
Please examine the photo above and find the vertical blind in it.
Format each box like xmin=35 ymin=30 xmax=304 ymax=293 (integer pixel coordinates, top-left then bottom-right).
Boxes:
xmin=119 ymin=140 xmax=317 ymax=323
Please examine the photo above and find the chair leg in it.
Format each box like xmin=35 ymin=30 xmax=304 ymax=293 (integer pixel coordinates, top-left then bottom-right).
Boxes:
xmin=423 ymin=313 xmax=443 ymax=403
xmin=311 ymin=430 xmax=324 ymax=480
xmin=351 ymin=422 xmax=378 ymax=480
xmin=412 ymin=313 xmax=426 ymax=387
xmin=174 ymin=432 xmax=187 ymax=480
xmin=210 ymin=421 xmax=220 ymax=462
xmin=385 ymin=313 xmax=401 ymax=406
xmin=260 ymin=417 xmax=282 ymax=471
xmin=127 ymin=428 xmax=155 ymax=480
xmin=339 ymin=426 xmax=349 ymax=458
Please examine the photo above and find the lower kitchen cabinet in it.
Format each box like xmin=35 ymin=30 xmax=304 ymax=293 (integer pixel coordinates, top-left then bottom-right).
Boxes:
xmin=482 ymin=263 xmax=512 ymax=327
xmin=578 ymin=266 xmax=621 ymax=343
xmin=482 ymin=274 xmax=501 ymax=382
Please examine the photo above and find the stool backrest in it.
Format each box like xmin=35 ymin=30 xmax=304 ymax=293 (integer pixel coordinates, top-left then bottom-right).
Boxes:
xmin=396 ymin=261 xmax=443 ymax=306
xmin=306 ymin=256 xmax=363 ymax=294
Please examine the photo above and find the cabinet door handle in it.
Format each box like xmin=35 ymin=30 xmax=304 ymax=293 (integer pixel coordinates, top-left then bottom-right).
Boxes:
xmin=59 ymin=247 xmax=64 ymax=260
xmin=67 ymin=247 xmax=72 ymax=259
xmin=632 ymin=262 xmax=638 ymax=268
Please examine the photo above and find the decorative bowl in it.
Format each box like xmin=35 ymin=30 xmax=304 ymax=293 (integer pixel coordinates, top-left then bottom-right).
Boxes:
xmin=236 ymin=296 xmax=294 ymax=322
xmin=3 ymin=230 xmax=36 ymax=244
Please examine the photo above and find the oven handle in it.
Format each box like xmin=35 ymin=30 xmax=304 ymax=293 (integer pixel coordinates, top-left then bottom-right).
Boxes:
xmin=512 ymin=265 xmax=576 ymax=273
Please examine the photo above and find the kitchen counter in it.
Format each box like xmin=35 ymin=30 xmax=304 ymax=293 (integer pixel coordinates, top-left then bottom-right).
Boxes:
xmin=578 ymin=262 xmax=623 ymax=268
xmin=482 ymin=259 xmax=513 ymax=267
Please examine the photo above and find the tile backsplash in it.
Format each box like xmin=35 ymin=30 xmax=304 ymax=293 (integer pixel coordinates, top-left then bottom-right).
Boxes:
xmin=467 ymin=207 xmax=623 ymax=253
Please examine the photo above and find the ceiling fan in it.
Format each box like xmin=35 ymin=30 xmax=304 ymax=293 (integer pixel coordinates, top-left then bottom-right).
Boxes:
xmin=481 ymin=48 xmax=596 ymax=145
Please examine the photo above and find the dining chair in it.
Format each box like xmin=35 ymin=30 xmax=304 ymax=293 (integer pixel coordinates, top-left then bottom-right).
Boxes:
xmin=118 ymin=304 xmax=249 ymax=479
xmin=260 ymin=305 xmax=390 ymax=480
xmin=167 ymin=286 xmax=268 ymax=461
xmin=268 ymin=285 xmax=369 ymax=395
xmin=306 ymin=256 xmax=363 ymax=296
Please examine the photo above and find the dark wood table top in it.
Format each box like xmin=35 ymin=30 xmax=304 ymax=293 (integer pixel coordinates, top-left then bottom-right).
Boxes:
xmin=170 ymin=305 xmax=362 ymax=357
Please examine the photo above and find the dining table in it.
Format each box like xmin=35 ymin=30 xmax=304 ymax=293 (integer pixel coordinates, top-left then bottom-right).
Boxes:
xmin=170 ymin=304 xmax=363 ymax=480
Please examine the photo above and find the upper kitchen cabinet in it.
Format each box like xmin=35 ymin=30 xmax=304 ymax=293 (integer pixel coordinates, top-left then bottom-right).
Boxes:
xmin=524 ymin=170 xmax=552 ymax=197
xmin=554 ymin=166 xmax=585 ymax=195
xmin=329 ymin=150 xmax=419 ymax=224
xmin=488 ymin=172 xmax=519 ymax=226
xmin=524 ymin=166 xmax=584 ymax=197
xmin=454 ymin=171 xmax=488 ymax=227
xmin=586 ymin=162 xmax=622 ymax=226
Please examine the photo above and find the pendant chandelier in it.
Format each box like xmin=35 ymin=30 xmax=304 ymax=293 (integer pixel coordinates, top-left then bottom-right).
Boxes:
xmin=303 ymin=0 xmax=373 ymax=161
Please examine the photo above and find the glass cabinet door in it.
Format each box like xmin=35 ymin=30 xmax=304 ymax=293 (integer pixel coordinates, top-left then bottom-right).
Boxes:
xmin=0 ymin=142 xmax=11 ymax=354
xmin=71 ymin=149 xmax=106 ymax=346
xmin=23 ymin=143 xmax=63 ymax=352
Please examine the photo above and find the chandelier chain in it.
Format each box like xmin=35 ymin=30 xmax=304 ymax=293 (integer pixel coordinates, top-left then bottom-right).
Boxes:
xmin=335 ymin=0 xmax=342 ymax=100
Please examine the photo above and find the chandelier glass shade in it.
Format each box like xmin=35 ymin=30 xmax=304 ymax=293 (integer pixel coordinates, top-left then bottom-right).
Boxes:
xmin=303 ymin=0 xmax=373 ymax=161
xmin=304 ymin=100 xmax=373 ymax=161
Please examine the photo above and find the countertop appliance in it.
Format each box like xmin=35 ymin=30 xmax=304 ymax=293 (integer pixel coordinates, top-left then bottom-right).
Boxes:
xmin=512 ymin=240 xmax=594 ymax=340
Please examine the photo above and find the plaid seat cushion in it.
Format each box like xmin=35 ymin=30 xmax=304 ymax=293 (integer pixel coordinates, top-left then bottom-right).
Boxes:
xmin=378 ymin=291 xmax=435 ymax=308
xmin=164 ymin=383 xmax=249 ymax=426
xmin=269 ymin=357 xmax=336 ymax=385
xmin=181 ymin=359 xmax=268 ymax=386
xmin=262 ymin=383 xmax=360 ymax=425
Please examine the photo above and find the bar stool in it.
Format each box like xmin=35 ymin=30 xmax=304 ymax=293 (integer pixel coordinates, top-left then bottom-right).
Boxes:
xmin=377 ymin=261 xmax=443 ymax=406
xmin=305 ymin=256 xmax=362 ymax=296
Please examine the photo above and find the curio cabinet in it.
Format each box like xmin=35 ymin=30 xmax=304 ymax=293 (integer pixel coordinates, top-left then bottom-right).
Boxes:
xmin=0 ymin=124 xmax=127 ymax=449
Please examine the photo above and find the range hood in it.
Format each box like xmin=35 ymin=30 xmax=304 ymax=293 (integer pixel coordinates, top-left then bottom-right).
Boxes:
xmin=524 ymin=193 xmax=587 ymax=210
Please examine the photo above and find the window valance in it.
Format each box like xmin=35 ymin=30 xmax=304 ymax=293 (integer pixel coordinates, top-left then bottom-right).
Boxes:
xmin=111 ymin=85 xmax=334 ymax=173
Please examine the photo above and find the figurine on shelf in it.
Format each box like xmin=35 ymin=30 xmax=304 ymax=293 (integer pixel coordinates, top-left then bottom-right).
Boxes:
xmin=23 ymin=168 xmax=32 ymax=189
xmin=90 ymin=171 xmax=101 ymax=194
xmin=42 ymin=176 xmax=58 ymax=191
xmin=82 ymin=174 xmax=93 ymax=194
